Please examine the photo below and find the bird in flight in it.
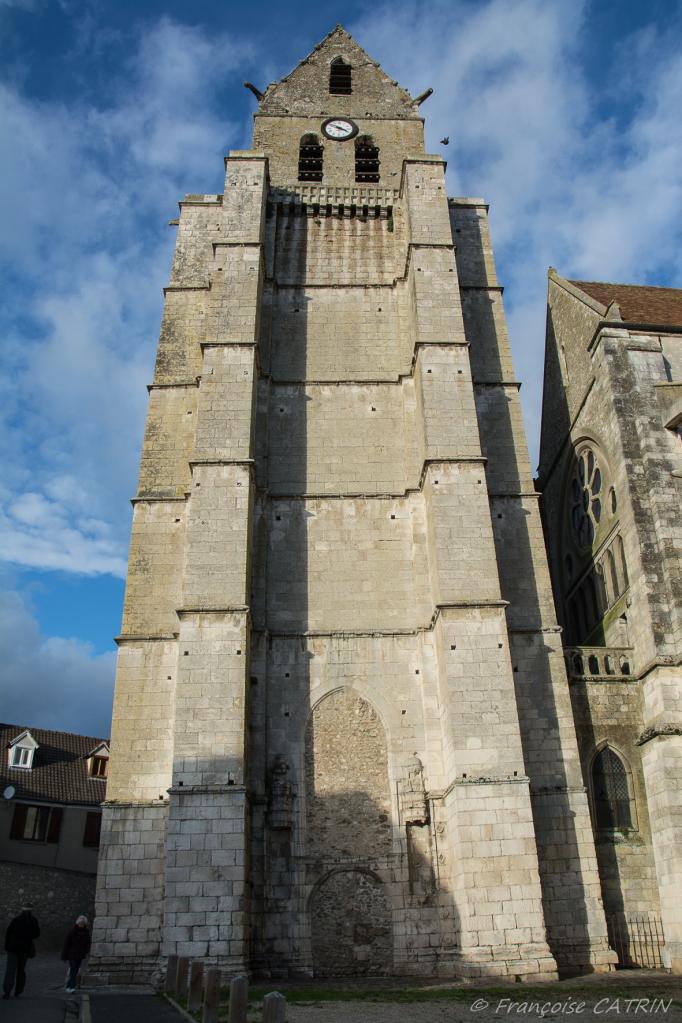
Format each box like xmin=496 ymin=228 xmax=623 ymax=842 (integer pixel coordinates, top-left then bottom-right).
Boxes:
xmin=439 ymin=136 xmax=449 ymax=145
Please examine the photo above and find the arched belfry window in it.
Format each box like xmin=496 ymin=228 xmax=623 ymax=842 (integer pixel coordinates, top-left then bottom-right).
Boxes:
xmin=329 ymin=57 xmax=352 ymax=95
xmin=592 ymin=747 xmax=633 ymax=830
xmin=298 ymin=134 xmax=323 ymax=182
xmin=355 ymin=135 xmax=380 ymax=183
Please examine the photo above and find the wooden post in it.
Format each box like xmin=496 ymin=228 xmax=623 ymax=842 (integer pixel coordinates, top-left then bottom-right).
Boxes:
xmin=164 ymin=955 xmax=178 ymax=994
xmin=202 ymin=967 xmax=221 ymax=1023
xmin=227 ymin=974 xmax=249 ymax=1023
xmin=262 ymin=991 xmax=286 ymax=1023
xmin=175 ymin=956 xmax=190 ymax=1002
xmin=188 ymin=960 xmax=204 ymax=1012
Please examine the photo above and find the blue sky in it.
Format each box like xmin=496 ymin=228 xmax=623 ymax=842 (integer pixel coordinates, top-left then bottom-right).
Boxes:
xmin=1 ymin=0 xmax=681 ymax=737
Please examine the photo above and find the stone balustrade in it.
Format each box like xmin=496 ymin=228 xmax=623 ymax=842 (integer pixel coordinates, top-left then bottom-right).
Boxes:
xmin=564 ymin=646 xmax=633 ymax=680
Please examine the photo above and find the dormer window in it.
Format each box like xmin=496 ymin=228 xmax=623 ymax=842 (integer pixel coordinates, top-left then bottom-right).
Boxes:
xmin=8 ymin=730 xmax=38 ymax=770
xmin=329 ymin=57 xmax=352 ymax=95
xmin=13 ymin=747 xmax=30 ymax=767
xmin=86 ymin=742 xmax=110 ymax=780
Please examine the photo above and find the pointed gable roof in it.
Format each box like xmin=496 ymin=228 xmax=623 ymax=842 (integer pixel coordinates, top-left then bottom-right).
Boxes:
xmin=259 ymin=25 xmax=420 ymax=119
xmin=568 ymin=279 xmax=682 ymax=329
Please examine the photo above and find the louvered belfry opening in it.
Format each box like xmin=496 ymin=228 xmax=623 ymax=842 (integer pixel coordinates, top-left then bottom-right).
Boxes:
xmin=329 ymin=57 xmax=352 ymax=94
xmin=355 ymin=135 xmax=380 ymax=183
xmin=298 ymin=134 xmax=323 ymax=182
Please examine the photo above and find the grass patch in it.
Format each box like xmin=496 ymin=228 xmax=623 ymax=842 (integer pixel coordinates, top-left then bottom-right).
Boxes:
xmin=246 ymin=982 xmax=682 ymax=1007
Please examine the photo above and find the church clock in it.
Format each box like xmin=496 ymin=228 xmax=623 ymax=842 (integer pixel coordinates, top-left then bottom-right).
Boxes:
xmin=321 ymin=117 xmax=358 ymax=140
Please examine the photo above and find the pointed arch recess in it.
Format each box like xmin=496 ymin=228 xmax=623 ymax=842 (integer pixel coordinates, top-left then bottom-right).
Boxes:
xmin=304 ymin=688 xmax=392 ymax=860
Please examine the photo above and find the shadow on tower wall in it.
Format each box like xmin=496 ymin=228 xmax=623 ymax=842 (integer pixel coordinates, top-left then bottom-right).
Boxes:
xmin=244 ymin=193 xmax=461 ymax=978
xmin=458 ymin=223 xmax=606 ymax=973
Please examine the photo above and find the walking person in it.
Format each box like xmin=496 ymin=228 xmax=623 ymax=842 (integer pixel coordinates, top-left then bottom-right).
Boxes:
xmin=61 ymin=915 xmax=91 ymax=993
xmin=2 ymin=902 xmax=40 ymax=999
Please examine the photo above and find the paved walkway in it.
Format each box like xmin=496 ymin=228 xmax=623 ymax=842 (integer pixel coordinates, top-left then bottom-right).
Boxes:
xmin=0 ymin=954 xmax=187 ymax=1023
xmin=0 ymin=953 xmax=77 ymax=1022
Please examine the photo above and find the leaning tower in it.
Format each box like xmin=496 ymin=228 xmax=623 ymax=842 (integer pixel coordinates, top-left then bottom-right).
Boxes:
xmin=90 ymin=26 xmax=615 ymax=982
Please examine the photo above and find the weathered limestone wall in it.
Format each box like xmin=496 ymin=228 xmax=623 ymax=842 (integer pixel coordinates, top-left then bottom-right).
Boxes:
xmin=92 ymin=152 xmax=267 ymax=980
xmin=92 ymin=803 xmax=168 ymax=983
xmin=235 ymin=147 xmax=563 ymax=980
xmin=569 ymin=678 xmax=661 ymax=920
xmin=539 ymin=272 xmax=682 ymax=972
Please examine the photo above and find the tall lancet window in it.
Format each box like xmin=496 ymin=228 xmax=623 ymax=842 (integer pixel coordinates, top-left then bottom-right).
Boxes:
xmin=592 ymin=747 xmax=633 ymax=830
xmin=298 ymin=134 xmax=323 ymax=182
xmin=355 ymin=135 xmax=380 ymax=183
xmin=329 ymin=57 xmax=352 ymax=94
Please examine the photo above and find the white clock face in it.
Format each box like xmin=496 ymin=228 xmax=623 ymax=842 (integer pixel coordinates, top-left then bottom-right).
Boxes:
xmin=322 ymin=118 xmax=358 ymax=141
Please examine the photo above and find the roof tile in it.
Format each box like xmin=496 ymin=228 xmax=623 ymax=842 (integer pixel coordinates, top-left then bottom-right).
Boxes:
xmin=0 ymin=723 xmax=108 ymax=807
xmin=570 ymin=280 xmax=682 ymax=328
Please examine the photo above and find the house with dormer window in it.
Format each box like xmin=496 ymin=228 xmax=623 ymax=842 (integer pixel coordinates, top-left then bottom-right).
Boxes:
xmin=0 ymin=723 xmax=109 ymax=947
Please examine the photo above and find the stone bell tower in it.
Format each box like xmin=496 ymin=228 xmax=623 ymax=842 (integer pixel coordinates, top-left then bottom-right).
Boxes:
xmin=91 ymin=26 xmax=616 ymax=982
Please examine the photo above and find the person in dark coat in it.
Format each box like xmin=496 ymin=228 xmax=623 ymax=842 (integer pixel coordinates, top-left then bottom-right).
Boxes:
xmin=61 ymin=915 xmax=91 ymax=992
xmin=3 ymin=903 xmax=40 ymax=998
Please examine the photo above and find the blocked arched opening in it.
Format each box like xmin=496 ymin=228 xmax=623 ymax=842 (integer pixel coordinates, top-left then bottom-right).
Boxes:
xmin=304 ymin=688 xmax=392 ymax=860
xmin=310 ymin=869 xmax=392 ymax=976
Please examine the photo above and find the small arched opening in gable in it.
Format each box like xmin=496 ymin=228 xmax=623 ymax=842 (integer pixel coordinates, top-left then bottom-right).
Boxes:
xmin=329 ymin=56 xmax=352 ymax=95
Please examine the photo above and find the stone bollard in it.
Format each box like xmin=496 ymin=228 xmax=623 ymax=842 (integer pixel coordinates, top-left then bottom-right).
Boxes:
xmin=188 ymin=960 xmax=204 ymax=1013
xmin=175 ymin=956 xmax=190 ymax=1002
xmin=202 ymin=967 xmax=222 ymax=1023
xmin=227 ymin=974 xmax=249 ymax=1023
xmin=164 ymin=955 xmax=178 ymax=994
xmin=262 ymin=991 xmax=286 ymax=1023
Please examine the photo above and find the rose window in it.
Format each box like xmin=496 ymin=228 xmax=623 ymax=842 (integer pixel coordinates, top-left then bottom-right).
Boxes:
xmin=571 ymin=448 xmax=602 ymax=547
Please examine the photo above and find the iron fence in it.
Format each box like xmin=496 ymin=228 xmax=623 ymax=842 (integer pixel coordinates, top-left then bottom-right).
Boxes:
xmin=606 ymin=912 xmax=664 ymax=968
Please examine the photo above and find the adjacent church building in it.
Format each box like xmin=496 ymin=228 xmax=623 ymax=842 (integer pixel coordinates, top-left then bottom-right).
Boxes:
xmin=538 ymin=272 xmax=682 ymax=973
xmin=90 ymin=27 xmax=679 ymax=983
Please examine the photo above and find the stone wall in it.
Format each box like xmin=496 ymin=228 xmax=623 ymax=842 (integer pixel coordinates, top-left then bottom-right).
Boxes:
xmin=0 ymin=861 xmax=95 ymax=952
xmin=305 ymin=689 xmax=392 ymax=861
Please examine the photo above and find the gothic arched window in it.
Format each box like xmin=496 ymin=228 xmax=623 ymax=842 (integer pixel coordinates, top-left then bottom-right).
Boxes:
xmin=298 ymin=134 xmax=323 ymax=182
xmin=329 ymin=57 xmax=352 ymax=95
xmin=570 ymin=447 xmax=603 ymax=548
xmin=592 ymin=747 xmax=633 ymax=830
xmin=355 ymin=135 xmax=380 ymax=183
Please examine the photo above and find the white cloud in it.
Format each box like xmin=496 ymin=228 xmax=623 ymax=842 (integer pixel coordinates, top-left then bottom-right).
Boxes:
xmin=0 ymin=18 xmax=251 ymax=576
xmin=0 ymin=492 xmax=126 ymax=576
xmin=351 ymin=0 xmax=682 ymax=465
xmin=0 ymin=588 xmax=115 ymax=736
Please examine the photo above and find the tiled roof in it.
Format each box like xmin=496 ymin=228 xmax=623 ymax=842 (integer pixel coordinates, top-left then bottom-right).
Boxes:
xmin=0 ymin=723 xmax=108 ymax=807
xmin=570 ymin=280 xmax=682 ymax=328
